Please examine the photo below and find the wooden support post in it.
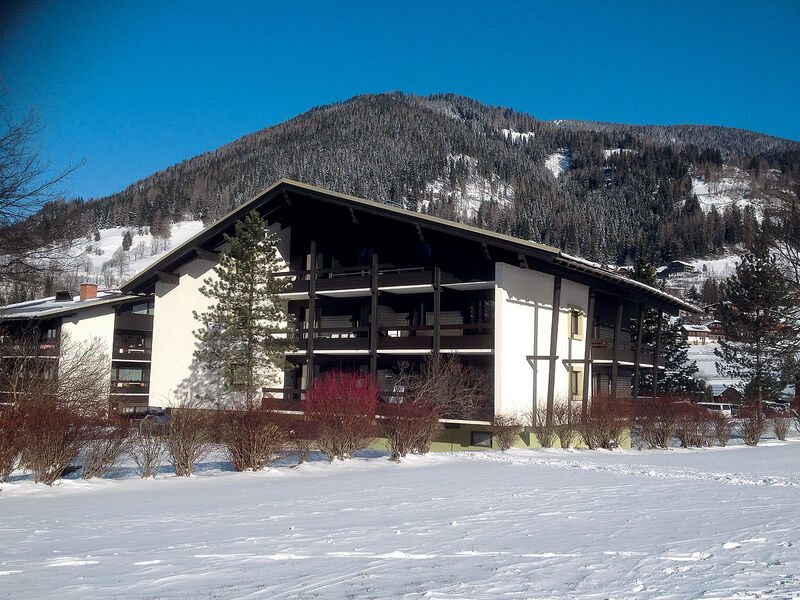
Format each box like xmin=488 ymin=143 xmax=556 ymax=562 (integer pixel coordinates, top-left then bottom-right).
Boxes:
xmin=610 ymin=300 xmax=624 ymax=399
xmin=433 ymin=266 xmax=441 ymax=355
xmin=582 ymin=288 xmax=595 ymax=419
xmin=632 ymin=302 xmax=644 ymax=399
xmin=652 ymin=308 xmax=663 ymax=399
xmin=546 ymin=276 xmax=562 ymax=426
xmin=307 ymin=240 xmax=317 ymax=387
xmin=370 ymin=251 xmax=379 ymax=375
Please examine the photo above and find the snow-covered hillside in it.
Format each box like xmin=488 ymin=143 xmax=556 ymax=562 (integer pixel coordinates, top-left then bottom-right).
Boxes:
xmin=2 ymin=440 xmax=799 ymax=599
xmin=63 ymin=220 xmax=205 ymax=288
xmin=691 ymin=165 xmax=764 ymax=216
xmin=424 ymin=154 xmax=514 ymax=217
xmin=545 ymin=149 xmax=570 ymax=178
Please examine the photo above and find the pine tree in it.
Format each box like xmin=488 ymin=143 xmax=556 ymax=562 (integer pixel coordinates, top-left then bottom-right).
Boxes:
xmin=715 ymin=242 xmax=800 ymax=414
xmin=630 ymin=259 xmax=702 ymax=395
xmin=121 ymin=230 xmax=133 ymax=251
xmin=193 ymin=210 xmax=294 ymax=406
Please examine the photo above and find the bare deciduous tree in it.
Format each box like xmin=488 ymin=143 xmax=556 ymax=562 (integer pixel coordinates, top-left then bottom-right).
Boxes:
xmin=0 ymin=104 xmax=84 ymax=288
xmin=394 ymin=355 xmax=489 ymax=420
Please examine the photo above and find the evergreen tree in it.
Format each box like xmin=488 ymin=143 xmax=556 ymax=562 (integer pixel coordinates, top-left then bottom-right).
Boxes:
xmin=121 ymin=230 xmax=133 ymax=251
xmin=193 ymin=210 xmax=294 ymax=405
xmin=715 ymin=242 xmax=800 ymax=414
xmin=630 ymin=259 xmax=702 ymax=395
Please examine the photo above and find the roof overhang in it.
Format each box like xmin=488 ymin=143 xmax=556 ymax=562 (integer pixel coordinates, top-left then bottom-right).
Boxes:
xmin=120 ymin=179 xmax=699 ymax=314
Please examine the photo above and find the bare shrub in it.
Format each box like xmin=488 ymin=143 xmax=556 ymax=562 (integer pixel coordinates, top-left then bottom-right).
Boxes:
xmin=287 ymin=419 xmax=314 ymax=464
xmin=552 ymin=403 xmax=578 ymax=449
xmin=528 ymin=407 xmax=556 ymax=448
xmin=221 ymin=405 xmax=286 ymax=471
xmin=129 ymin=418 xmax=167 ymax=478
xmin=166 ymin=407 xmax=213 ymax=476
xmin=0 ymin=332 xmax=110 ymax=484
xmin=20 ymin=403 xmax=96 ymax=485
xmin=301 ymin=371 xmax=379 ymax=461
xmin=579 ymin=396 xmax=631 ymax=450
xmin=676 ymin=404 xmax=712 ymax=448
xmin=710 ymin=412 xmax=736 ymax=447
xmin=490 ymin=413 xmax=522 ymax=451
xmin=81 ymin=422 xmax=131 ymax=479
xmin=634 ymin=396 xmax=684 ymax=448
xmin=738 ymin=407 xmax=766 ymax=446
xmin=0 ymin=405 xmax=25 ymax=482
xmin=380 ymin=401 xmax=441 ymax=460
xmin=395 ymin=355 xmax=489 ymax=420
xmin=771 ymin=410 xmax=792 ymax=441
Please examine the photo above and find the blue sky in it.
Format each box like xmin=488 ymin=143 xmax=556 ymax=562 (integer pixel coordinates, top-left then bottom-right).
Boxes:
xmin=1 ymin=0 xmax=799 ymax=200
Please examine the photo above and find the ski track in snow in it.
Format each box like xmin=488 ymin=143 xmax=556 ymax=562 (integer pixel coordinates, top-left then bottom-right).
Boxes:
xmin=1 ymin=440 xmax=799 ymax=599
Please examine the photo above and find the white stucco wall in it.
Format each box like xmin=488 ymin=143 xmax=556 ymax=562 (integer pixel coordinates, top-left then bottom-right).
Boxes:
xmin=494 ymin=263 xmax=589 ymax=418
xmin=58 ymin=306 xmax=115 ymax=389
xmin=149 ymin=225 xmax=290 ymax=408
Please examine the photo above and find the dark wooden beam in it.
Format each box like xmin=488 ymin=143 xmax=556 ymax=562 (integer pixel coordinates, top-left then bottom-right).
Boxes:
xmin=157 ymin=271 xmax=179 ymax=285
xmin=546 ymin=276 xmax=562 ymax=425
xmin=415 ymin=224 xmax=426 ymax=243
xmin=433 ymin=266 xmax=441 ymax=354
xmin=610 ymin=299 xmax=624 ymax=399
xmin=349 ymin=207 xmax=360 ymax=225
xmin=632 ymin=302 xmax=644 ymax=399
xmin=652 ymin=308 xmax=663 ymax=398
xmin=307 ymin=240 xmax=317 ymax=387
xmin=370 ymin=251 xmax=379 ymax=375
xmin=518 ymin=253 xmax=528 ymax=269
xmin=582 ymin=288 xmax=595 ymax=419
xmin=193 ymin=247 xmax=218 ymax=262
xmin=481 ymin=242 xmax=491 ymax=260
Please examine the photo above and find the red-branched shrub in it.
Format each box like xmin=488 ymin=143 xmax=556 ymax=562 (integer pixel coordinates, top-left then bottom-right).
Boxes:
xmin=491 ymin=413 xmax=522 ymax=451
xmin=301 ymin=371 xmax=379 ymax=461
xmin=771 ymin=409 xmax=792 ymax=441
xmin=552 ymin=403 xmax=579 ymax=449
xmin=222 ymin=406 xmax=287 ymax=471
xmin=0 ymin=405 xmax=25 ymax=482
xmin=380 ymin=401 xmax=441 ymax=460
xmin=634 ymin=395 xmax=685 ymax=448
xmin=579 ymin=396 xmax=631 ymax=450
xmin=738 ymin=405 xmax=766 ymax=446
xmin=710 ymin=412 xmax=736 ymax=447
xmin=166 ymin=408 xmax=213 ymax=476
xmin=20 ymin=402 xmax=98 ymax=485
xmin=81 ymin=421 xmax=131 ymax=479
xmin=675 ymin=403 xmax=713 ymax=448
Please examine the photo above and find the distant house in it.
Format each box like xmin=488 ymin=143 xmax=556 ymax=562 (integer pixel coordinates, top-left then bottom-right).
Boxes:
xmin=716 ymin=386 xmax=743 ymax=404
xmin=683 ymin=320 xmax=724 ymax=345
xmin=659 ymin=261 xmax=697 ymax=279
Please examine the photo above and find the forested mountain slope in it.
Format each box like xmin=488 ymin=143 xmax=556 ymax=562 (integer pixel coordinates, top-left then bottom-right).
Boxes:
xmin=27 ymin=92 xmax=800 ymax=276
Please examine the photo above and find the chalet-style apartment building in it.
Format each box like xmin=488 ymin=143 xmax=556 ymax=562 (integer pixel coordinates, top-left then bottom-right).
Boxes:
xmin=1 ymin=180 xmax=694 ymax=432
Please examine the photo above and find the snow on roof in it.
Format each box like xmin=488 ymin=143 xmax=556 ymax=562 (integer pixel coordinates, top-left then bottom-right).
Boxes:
xmin=0 ymin=290 xmax=139 ymax=320
xmin=683 ymin=324 xmax=711 ymax=333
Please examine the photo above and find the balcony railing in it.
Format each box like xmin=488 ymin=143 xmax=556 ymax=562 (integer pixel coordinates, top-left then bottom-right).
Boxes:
xmin=112 ymin=346 xmax=152 ymax=360
xmin=591 ymin=338 xmax=664 ymax=367
xmin=110 ymin=380 xmax=150 ymax=393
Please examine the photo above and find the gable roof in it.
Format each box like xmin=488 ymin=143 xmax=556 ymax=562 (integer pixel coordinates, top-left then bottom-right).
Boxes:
xmin=121 ymin=179 xmax=699 ymax=313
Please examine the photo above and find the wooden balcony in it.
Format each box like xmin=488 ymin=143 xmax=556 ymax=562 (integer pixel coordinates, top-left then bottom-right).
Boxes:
xmin=110 ymin=380 xmax=150 ymax=393
xmin=112 ymin=345 xmax=152 ymax=360
xmin=590 ymin=338 xmax=664 ymax=367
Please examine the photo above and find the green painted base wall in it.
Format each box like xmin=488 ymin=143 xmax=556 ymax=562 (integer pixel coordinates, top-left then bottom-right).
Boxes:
xmin=367 ymin=424 xmax=631 ymax=453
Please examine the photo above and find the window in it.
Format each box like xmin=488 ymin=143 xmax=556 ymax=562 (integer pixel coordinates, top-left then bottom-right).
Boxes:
xmin=568 ymin=307 xmax=584 ymax=340
xmin=131 ymin=301 xmax=155 ymax=315
xmin=569 ymin=368 xmax=584 ymax=400
xmin=471 ymin=431 xmax=492 ymax=448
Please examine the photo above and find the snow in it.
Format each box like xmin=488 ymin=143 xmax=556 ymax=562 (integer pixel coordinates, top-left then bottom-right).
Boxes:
xmin=424 ymin=154 xmax=514 ymax=217
xmin=500 ymin=128 xmax=535 ymax=143
xmin=3 ymin=439 xmax=800 ymax=599
xmin=65 ymin=220 xmax=205 ymax=287
xmin=544 ymin=149 xmax=570 ymax=178
xmin=604 ymin=148 xmax=636 ymax=158
xmin=691 ymin=166 xmax=758 ymax=216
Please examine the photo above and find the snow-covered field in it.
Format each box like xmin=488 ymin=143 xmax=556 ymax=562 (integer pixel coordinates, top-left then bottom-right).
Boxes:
xmin=2 ymin=436 xmax=800 ymax=599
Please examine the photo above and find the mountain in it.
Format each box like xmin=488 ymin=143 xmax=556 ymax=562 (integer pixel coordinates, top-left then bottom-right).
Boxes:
xmin=15 ymin=92 xmax=800 ymax=298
